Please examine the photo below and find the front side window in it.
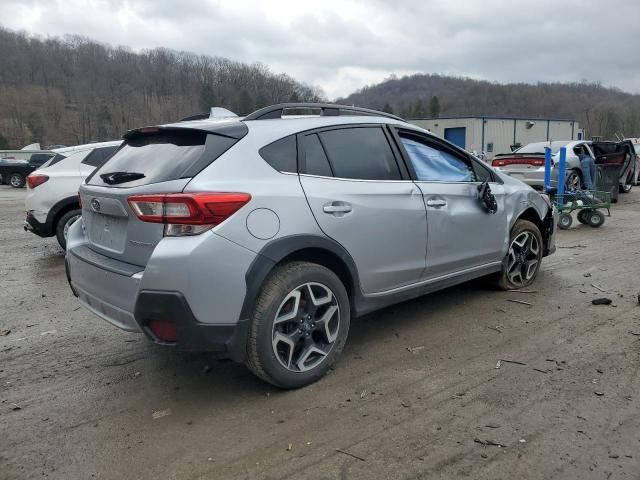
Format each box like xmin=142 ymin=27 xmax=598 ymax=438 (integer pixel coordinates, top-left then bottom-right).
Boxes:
xmin=400 ymin=135 xmax=474 ymax=182
xmin=318 ymin=127 xmax=401 ymax=180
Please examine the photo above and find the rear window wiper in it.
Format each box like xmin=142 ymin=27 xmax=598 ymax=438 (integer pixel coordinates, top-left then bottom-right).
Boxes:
xmin=100 ymin=171 xmax=146 ymax=185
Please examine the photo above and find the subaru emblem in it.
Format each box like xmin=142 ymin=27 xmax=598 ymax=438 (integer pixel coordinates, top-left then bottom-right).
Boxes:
xmin=91 ymin=198 xmax=101 ymax=212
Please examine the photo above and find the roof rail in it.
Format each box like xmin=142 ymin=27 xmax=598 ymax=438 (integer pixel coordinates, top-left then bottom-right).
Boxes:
xmin=243 ymin=103 xmax=405 ymax=122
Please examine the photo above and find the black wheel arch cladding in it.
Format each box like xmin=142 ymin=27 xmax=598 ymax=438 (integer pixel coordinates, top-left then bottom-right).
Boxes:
xmin=240 ymin=234 xmax=362 ymax=321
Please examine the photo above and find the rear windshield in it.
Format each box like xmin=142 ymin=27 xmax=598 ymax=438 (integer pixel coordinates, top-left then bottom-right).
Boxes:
xmin=87 ymin=130 xmax=237 ymax=187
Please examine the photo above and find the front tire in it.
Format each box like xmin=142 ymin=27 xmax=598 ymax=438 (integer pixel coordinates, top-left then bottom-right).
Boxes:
xmin=56 ymin=209 xmax=82 ymax=250
xmin=245 ymin=261 xmax=350 ymax=389
xmin=497 ymin=219 xmax=543 ymax=290
xmin=9 ymin=173 xmax=25 ymax=188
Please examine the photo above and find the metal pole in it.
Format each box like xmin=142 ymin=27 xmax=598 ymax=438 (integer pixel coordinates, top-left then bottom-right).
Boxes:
xmin=557 ymin=147 xmax=567 ymax=207
xmin=544 ymin=147 xmax=552 ymax=192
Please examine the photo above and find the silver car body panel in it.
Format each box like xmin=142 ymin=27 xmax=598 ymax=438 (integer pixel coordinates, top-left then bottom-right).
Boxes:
xmin=299 ymin=175 xmax=427 ymax=293
xmin=415 ymin=180 xmax=508 ymax=278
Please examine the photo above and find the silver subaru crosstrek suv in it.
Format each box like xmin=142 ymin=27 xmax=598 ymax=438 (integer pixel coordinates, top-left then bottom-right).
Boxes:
xmin=66 ymin=103 xmax=557 ymax=388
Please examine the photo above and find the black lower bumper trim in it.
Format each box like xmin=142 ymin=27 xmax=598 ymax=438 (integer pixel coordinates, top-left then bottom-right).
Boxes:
xmin=25 ymin=212 xmax=53 ymax=237
xmin=133 ymin=290 xmax=249 ymax=361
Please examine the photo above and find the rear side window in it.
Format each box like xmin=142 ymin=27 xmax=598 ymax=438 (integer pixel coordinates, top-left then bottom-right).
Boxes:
xmin=88 ymin=130 xmax=237 ymax=187
xmin=318 ymin=127 xmax=400 ymax=180
xmin=301 ymin=134 xmax=333 ymax=177
xmin=82 ymin=146 xmax=119 ymax=167
xmin=43 ymin=153 xmax=67 ymax=168
xmin=259 ymin=135 xmax=296 ymax=173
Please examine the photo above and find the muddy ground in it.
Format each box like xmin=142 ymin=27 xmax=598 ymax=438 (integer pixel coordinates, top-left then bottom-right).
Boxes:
xmin=1 ymin=185 xmax=639 ymax=480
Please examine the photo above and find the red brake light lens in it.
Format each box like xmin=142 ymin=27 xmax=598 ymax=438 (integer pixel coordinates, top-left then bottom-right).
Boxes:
xmin=127 ymin=192 xmax=251 ymax=229
xmin=26 ymin=174 xmax=49 ymax=189
xmin=492 ymin=158 xmax=544 ymax=167
xmin=147 ymin=320 xmax=177 ymax=343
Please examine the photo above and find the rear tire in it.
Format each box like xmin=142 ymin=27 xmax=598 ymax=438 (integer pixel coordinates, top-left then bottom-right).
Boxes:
xmin=565 ymin=170 xmax=582 ymax=192
xmin=9 ymin=173 xmax=25 ymax=188
xmin=245 ymin=261 xmax=350 ymax=389
xmin=56 ymin=209 xmax=82 ymax=250
xmin=497 ymin=219 xmax=544 ymax=290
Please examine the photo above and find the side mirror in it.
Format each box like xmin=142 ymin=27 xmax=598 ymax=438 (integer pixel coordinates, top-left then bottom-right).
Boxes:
xmin=477 ymin=181 xmax=498 ymax=214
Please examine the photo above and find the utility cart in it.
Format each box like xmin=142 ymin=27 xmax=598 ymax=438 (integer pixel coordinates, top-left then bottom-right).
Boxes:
xmin=553 ymin=189 xmax=611 ymax=229
xmin=543 ymin=146 xmax=612 ymax=230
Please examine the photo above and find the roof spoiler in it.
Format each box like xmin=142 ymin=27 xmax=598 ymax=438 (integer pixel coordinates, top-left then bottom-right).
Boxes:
xmin=179 ymin=107 xmax=239 ymax=122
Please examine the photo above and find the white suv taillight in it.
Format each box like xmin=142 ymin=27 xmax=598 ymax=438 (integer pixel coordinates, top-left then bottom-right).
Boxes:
xmin=127 ymin=192 xmax=251 ymax=236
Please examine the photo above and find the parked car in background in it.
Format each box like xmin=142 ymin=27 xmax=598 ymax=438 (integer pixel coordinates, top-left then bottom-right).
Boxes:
xmin=24 ymin=141 xmax=121 ymax=249
xmin=492 ymin=140 xmax=635 ymax=194
xmin=66 ymin=103 xmax=556 ymax=389
xmin=0 ymin=152 xmax=55 ymax=187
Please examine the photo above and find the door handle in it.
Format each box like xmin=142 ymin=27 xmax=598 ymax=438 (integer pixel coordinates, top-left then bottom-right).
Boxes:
xmin=323 ymin=202 xmax=352 ymax=214
xmin=426 ymin=199 xmax=447 ymax=208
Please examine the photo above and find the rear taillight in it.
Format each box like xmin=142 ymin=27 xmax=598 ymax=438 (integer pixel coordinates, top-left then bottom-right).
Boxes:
xmin=127 ymin=192 xmax=251 ymax=236
xmin=492 ymin=158 xmax=545 ymax=167
xmin=26 ymin=174 xmax=49 ymax=189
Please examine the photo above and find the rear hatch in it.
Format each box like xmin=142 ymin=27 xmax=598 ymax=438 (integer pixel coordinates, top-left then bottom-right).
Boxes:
xmin=80 ymin=122 xmax=247 ymax=267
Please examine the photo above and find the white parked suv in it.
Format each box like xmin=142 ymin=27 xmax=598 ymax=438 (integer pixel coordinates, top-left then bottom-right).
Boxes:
xmin=24 ymin=141 xmax=121 ymax=249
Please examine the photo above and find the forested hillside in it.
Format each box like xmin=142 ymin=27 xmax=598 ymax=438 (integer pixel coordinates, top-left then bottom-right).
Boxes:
xmin=3 ymin=27 xmax=639 ymax=149
xmin=0 ymin=28 xmax=322 ymax=148
xmin=339 ymin=74 xmax=640 ymax=139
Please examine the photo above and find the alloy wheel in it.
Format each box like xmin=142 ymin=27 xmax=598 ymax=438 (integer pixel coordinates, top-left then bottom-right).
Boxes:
xmin=565 ymin=172 xmax=581 ymax=192
xmin=63 ymin=214 xmax=81 ymax=240
xmin=506 ymin=231 xmax=540 ymax=287
xmin=271 ymin=282 xmax=340 ymax=373
xmin=10 ymin=175 xmax=22 ymax=187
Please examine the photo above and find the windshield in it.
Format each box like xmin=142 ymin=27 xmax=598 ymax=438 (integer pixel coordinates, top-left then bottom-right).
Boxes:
xmin=515 ymin=141 xmax=570 ymax=154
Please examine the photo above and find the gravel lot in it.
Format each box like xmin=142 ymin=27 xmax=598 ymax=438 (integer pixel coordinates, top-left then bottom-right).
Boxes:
xmin=1 ymin=185 xmax=639 ymax=480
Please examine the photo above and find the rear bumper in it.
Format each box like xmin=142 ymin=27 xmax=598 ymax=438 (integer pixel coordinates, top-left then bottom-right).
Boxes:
xmin=24 ymin=211 xmax=53 ymax=237
xmin=67 ymin=246 xmax=143 ymax=332
xmin=65 ymin=220 xmax=255 ymax=359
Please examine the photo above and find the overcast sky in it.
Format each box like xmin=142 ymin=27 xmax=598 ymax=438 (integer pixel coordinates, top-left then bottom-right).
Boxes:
xmin=2 ymin=0 xmax=639 ymax=98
